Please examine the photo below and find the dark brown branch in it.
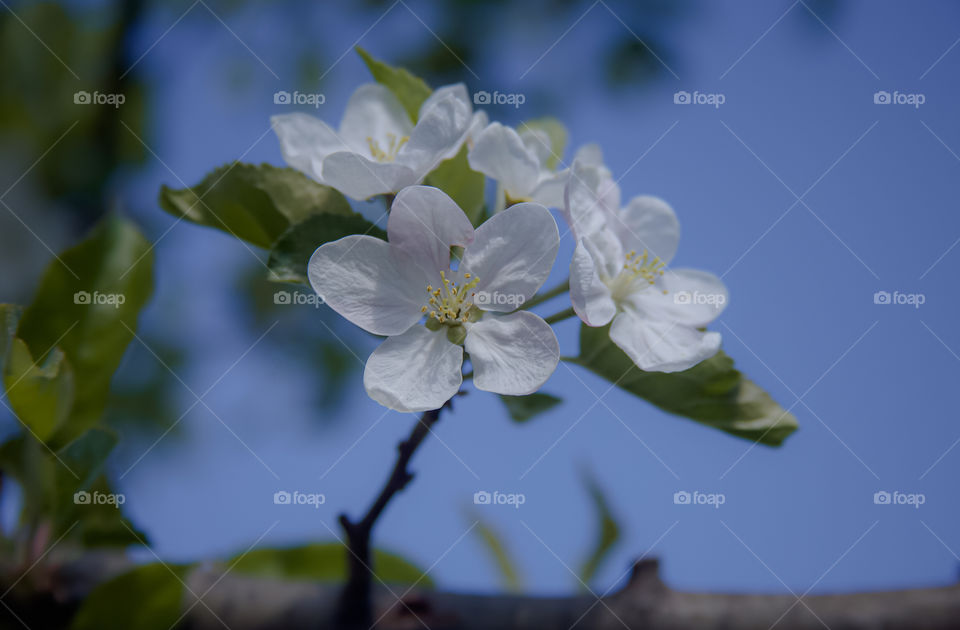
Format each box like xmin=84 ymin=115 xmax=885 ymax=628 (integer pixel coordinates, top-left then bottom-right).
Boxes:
xmin=336 ymin=401 xmax=449 ymax=628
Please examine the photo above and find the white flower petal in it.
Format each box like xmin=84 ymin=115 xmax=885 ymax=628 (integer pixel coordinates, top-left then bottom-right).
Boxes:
xmin=562 ymin=159 xmax=617 ymax=240
xmin=609 ymin=311 xmax=721 ymax=373
xmin=308 ymin=235 xmax=428 ymax=336
xmin=388 ymin=185 xmax=475 ymax=275
xmin=338 ymin=84 xmax=413 ymax=154
xmin=271 ymin=113 xmax=348 ymax=182
xmin=465 ymin=311 xmax=559 ymax=395
xmin=465 ymin=110 xmax=489 ymax=146
xmin=570 ymin=240 xmax=616 ymax=326
xmin=400 ymin=84 xmax=473 ymax=177
xmin=581 ymin=229 xmax=624 ymax=282
xmin=468 ymin=122 xmax=540 ymax=198
xmin=460 ymin=202 xmax=559 ymax=312
xmin=528 ymin=169 xmax=568 ymax=208
xmin=321 ymin=152 xmax=418 ymax=200
xmin=573 ymin=143 xmax=605 ymax=168
xmin=628 ymin=268 xmax=728 ymax=327
xmin=613 ymin=195 xmax=680 ymax=264
xmin=364 ymin=326 xmax=463 ymax=412
xmin=519 ymin=127 xmax=553 ymax=167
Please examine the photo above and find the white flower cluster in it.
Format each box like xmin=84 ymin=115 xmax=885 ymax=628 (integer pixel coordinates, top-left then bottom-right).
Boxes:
xmin=272 ymin=82 xmax=726 ymax=412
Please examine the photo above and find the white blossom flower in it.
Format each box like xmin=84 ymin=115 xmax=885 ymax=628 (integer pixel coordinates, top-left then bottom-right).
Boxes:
xmin=467 ymin=122 xmax=574 ymax=207
xmin=308 ymin=185 xmax=560 ymax=412
xmin=272 ymin=84 xmax=486 ymax=201
xmin=562 ymin=156 xmax=728 ymax=373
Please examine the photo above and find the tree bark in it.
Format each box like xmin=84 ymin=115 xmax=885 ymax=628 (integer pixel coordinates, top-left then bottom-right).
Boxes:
xmin=8 ymin=555 xmax=960 ymax=630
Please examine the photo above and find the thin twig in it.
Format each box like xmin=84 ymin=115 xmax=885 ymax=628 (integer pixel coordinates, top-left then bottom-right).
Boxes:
xmin=336 ymin=400 xmax=450 ymax=628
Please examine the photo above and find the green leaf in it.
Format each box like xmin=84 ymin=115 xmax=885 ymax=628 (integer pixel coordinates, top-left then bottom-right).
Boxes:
xmin=356 ymin=47 xmax=432 ymax=123
xmin=573 ymin=324 xmax=798 ymax=446
xmin=267 ymin=213 xmax=386 ymax=285
xmin=577 ymin=471 xmax=620 ymax=587
xmin=159 ymin=163 xmax=352 ymax=249
xmin=58 ymin=428 xmax=117 ymax=492
xmin=231 ymin=543 xmax=433 ymax=586
xmin=3 ymin=339 xmax=74 ymax=442
xmin=519 ymin=117 xmax=568 ymax=169
xmin=15 ymin=215 xmax=154 ymax=448
xmin=499 ymin=392 xmax=562 ymax=423
xmin=425 ymin=145 xmax=486 ymax=226
xmin=470 ymin=516 xmax=522 ymax=592
xmin=74 ymin=476 xmax=149 ymax=548
xmin=0 ymin=303 xmax=21 ymax=374
xmin=0 ymin=431 xmax=137 ymax=545
xmin=71 ymin=563 xmax=189 ymax=630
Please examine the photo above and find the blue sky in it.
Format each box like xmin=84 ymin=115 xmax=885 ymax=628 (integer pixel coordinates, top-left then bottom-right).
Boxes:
xmin=16 ymin=0 xmax=959 ymax=597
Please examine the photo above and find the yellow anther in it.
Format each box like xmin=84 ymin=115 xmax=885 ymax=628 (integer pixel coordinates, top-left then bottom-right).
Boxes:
xmin=367 ymin=133 xmax=409 ymax=163
xmin=422 ymin=271 xmax=481 ymax=331
xmin=421 ymin=306 xmax=428 ymax=313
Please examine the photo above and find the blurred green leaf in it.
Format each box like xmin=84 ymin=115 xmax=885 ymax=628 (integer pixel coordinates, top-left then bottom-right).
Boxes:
xmin=572 ymin=324 xmax=798 ymax=446
xmin=577 ymin=471 xmax=620 ymax=587
xmin=267 ymin=213 xmax=386 ymax=285
xmin=0 ymin=429 xmax=132 ymax=544
xmin=159 ymin=163 xmax=352 ymax=249
xmin=231 ymin=543 xmax=433 ymax=586
xmin=74 ymin=476 xmax=148 ymax=548
xmin=15 ymin=215 xmax=154 ymax=448
xmin=0 ymin=304 xmax=21 ymax=373
xmin=425 ymin=146 xmax=486 ymax=226
xmin=470 ymin=516 xmax=522 ymax=592
xmin=499 ymin=392 xmax=562 ymax=423
xmin=357 ymin=47 xmax=432 ymax=122
xmin=71 ymin=563 xmax=189 ymax=630
xmin=3 ymin=339 xmax=74 ymax=442
xmin=58 ymin=428 xmax=117 ymax=492
xmin=520 ymin=117 xmax=568 ymax=169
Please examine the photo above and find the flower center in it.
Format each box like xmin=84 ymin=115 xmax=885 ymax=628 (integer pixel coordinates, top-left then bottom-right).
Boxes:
xmin=606 ymin=249 xmax=667 ymax=301
xmin=367 ymin=133 xmax=409 ymax=162
xmin=421 ymin=271 xmax=480 ymax=325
